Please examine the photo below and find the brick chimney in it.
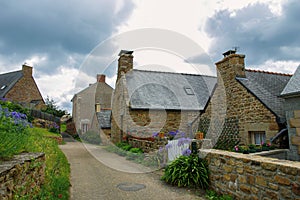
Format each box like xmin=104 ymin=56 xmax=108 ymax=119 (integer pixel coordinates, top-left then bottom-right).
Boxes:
xmin=215 ymin=50 xmax=246 ymax=79
xmin=117 ymin=50 xmax=133 ymax=80
xmin=22 ymin=64 xmax=33 ymax=77
xmin=97 ymin=74 xmax=106 ymax=83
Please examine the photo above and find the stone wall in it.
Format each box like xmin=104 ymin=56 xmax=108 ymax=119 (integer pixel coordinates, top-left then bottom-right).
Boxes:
xmin=0 ymin=153 xmax=45 ymax=199
xmin=201 ymin=54 xmax=279 ymax=145
xmin=201 ymin=149 xmax=300 ymax=200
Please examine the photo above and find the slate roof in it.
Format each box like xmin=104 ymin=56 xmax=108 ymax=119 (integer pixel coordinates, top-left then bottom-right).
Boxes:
xmin=0 ymin=70 xmax=23 ymax=98
xmin=96 ymin=110 xmax=112 ymax=128
xmin=125 ymin=70 xmax=217 ymax=110
xmin=236 ymin=69 xmax=291 ymax=122
xmin=281 ymin=65 xmax=300 ymax=97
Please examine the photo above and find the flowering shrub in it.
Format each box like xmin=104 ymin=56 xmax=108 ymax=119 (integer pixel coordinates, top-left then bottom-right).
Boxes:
xmin=49 ymin=122 xmax=60 ymax=133
xmin=0 ymin=104 xmax=32 ymax=159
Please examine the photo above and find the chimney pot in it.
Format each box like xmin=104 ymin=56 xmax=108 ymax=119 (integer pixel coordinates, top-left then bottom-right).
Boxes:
xmin=97 ymin=74 xmax=106 ymax=83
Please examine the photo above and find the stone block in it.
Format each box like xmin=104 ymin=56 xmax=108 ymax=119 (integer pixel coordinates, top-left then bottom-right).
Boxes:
xmin=269 ymin=123 xmax=279 ymax=130
xmin=223 ymin=165 xmax=233 ymax=173
xmin=297 ymin=128 xmax=300 ymax=136
xmin=247 ymin=175 xmax=255 ymax=185
xmin=292 ymin=183 xmax=300 ymax=196
xmin=239 ymin=175 xmax=247 ymax=184
xmin=290 ymin=118 xmax=300 ymax=128
xmin=256 ymin=176 xmax=267 ymax=187
xmin=264 ymin=190 xmax=279 ymax=200
xmin=261 ymin=163 xmax=277 ymax=171
xmin=237 ymin=167 xmax=244 ymax=174
xmin=268 ymin=183 xmax=279 ymax=191
xmin=295 ymin=110 xmax=300 ymax=119
xmin=292 ymin=136 xmax=300 ymax=145
xmin=240 ymin=184 xmax=251 ymax=194
xmin=279 ymin=166 xmax=298 ymax=175
xmin=274 ymin=175 xmax=291 ymax=186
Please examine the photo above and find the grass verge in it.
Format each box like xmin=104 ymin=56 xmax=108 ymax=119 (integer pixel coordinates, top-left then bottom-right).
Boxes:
xmin=16 ymin=127 xmax=70 ymax=200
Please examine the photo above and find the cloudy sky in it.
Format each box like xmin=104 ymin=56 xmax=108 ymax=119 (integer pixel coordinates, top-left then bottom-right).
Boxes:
xmin=0 ymin=0 xmax=299 ymax=113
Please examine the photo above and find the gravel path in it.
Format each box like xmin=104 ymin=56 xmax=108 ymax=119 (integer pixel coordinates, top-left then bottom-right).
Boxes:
xmin=59 ymin=138 xmax=206 ymax=200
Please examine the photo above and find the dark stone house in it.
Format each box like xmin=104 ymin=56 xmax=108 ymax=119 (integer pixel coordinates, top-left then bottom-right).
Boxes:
xmin=200 ymin=50 xmax=291 ymax=147
xmin=0 ymin=64 xmax=45 ymax=109
xmin=111 ymin=50 xmax=217 ymax=145
xmin=281 ymin=65 xmax=300 ymax=160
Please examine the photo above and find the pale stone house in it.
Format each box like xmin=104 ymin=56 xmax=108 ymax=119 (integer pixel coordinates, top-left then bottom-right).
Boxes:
xmin=71 ymin=74 xmax=113 ymax=137
xmin=111 ymin=50 xmax=217 ymax=144
xmin=281 ymin=66 xmax=300 ymax=160
xmin=0 ymin=64 xmax=45 ymax=109
xmin=200 ymin=50 xmax=291 ymax=147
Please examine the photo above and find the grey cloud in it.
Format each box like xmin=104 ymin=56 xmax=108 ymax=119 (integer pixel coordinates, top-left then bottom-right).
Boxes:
xmin=204 ymin=0 xmax=300 ymax=65
xmin=0 ymin=0 xmax=135 ymax=72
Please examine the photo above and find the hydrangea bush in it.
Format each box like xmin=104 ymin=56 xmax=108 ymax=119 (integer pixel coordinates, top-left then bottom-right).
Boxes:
xmin=0 ymin=104 xmax=32 ymax=159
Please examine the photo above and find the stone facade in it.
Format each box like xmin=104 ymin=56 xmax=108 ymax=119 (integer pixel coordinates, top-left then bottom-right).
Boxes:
xmin=201 ymin=53 xmax=280 ymax=145
xmin=72 ymin=74 xmax=113 ymax=135
xmin=201 ymin=149 xmax=300 ymax=200
xmin=4 ymin=65 xmax=45 ymax=109
xmin=288 ymin=107 xmax=300 ymax=161
xmin=111 ymin=51 xmax=201 ymax=148
xmin=0 ymin=153 xmax=45 ymax=199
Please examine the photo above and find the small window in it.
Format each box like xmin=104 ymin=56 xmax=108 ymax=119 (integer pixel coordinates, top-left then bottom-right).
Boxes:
xmin=249 ymin=131 xmax=266 ymax=145
xmin=82 ymin=123 xmax=89 ymax=133
xmin=0 ymin=85 xmax=6 ymax=90
xmin=184 ymin=87 xmax=194 ymax=95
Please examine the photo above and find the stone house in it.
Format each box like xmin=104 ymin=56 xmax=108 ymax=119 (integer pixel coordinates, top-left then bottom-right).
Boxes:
xmin=200 ymin=50 xmax=292 ymax=147
xmin=281 ymin=65 xmax=300 ymax=160
xmin=71 ymin=74 xmax=113 ymax=137
xmin=0 ymin=64 xmax=45 ymax=109
xmin=111 ymin=50 xmax=217 ymax=144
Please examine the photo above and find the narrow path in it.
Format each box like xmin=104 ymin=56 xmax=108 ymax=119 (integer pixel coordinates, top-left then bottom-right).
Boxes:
xmin=59 ymin=139 xmax=206 ymax=200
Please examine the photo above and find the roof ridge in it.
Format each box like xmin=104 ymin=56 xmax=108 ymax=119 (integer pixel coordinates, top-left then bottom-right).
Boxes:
xmin=0 ymin=69 xmax=22 ymax=76
xmin=246 ymin=68 xmax=292 ymax=77
xmin=132 ymin=69 xmax=216 ymax=78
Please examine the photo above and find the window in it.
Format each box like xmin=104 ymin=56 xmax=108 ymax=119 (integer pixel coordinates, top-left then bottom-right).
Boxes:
xmin=184 ymin=87 xmax=194 ymax=95
xmin=0 ymin=85 xmax=6 ymax=90
xmin=249 ymin=131 xmax=266 ymax=145
xmin=82 ymin=123 xmax=89 ymax=133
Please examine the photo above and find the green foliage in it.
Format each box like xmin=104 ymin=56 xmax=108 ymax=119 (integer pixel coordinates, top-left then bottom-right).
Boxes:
xmin=60 ymin=123 xmax=67 ymax=133
xmin=206 ymin=190 xmax=233 ymax=200
xmin=129 ymin=147 xmax=143 ymax=154
xmin=23 ymin=128 xmax=70 ymax=200
xmin=80 ymin=130 xmax=102 ymax=145
xmin=0 ymin=104 xmax=31 ymax=160
xmin=0 ymin=99 xmax=33 ymax=122
xmin=161 ymin=154 xmax=209 ymax=189
xmin=42 ymin=96 xmax=66 ymax=118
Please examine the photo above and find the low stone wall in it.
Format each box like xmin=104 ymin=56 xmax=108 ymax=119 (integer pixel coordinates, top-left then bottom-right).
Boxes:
xmin=128 ymin=137 xmax=168 ymax=153
xmin=200 ymin=149 xmax=300 ymax=200
xmin=0 ymin=153 xmax=45 ymax=199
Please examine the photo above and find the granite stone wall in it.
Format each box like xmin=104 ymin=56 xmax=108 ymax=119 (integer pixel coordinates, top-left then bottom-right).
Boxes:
xmin=0 ymin=153 xmax=45 ymax=199
xmin=201 ymin=54 xmax=279 ymax=145
xmin=201 ymin=149 xmax=300 ymax=200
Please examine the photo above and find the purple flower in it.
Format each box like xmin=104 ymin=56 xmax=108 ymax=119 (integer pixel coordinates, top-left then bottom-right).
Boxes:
xmin=168 ymin=131 xmax=177 ymax=137
xmin=152 ymin=132 xmax=159 ymax=137
xmin=165 ymin=143 xmax=172 ymax=149
xmin=182 ymin=148 xmax=192 ymax=156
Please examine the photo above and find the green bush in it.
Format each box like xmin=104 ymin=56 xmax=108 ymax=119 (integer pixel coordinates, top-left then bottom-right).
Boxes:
xmin=161 ymin=154 xmax=209 ymax=189
xmin=80 ymin=130 xmax=101 ymax=145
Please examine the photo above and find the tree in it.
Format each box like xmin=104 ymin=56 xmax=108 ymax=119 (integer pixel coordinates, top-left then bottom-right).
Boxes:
xmin=42 ymin=96 xmax=67 ymax=117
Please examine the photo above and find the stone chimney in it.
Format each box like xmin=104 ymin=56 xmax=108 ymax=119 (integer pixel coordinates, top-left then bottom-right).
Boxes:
xmin=215 ymin=50 xmax=246 ymax=79
xmin=97 ymin=74 xmax=106 ymax=83
xmin=117 ymin=50 xmax=134 ymax=80
xmin=22 ymin=64 xmax=33 ymax=77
